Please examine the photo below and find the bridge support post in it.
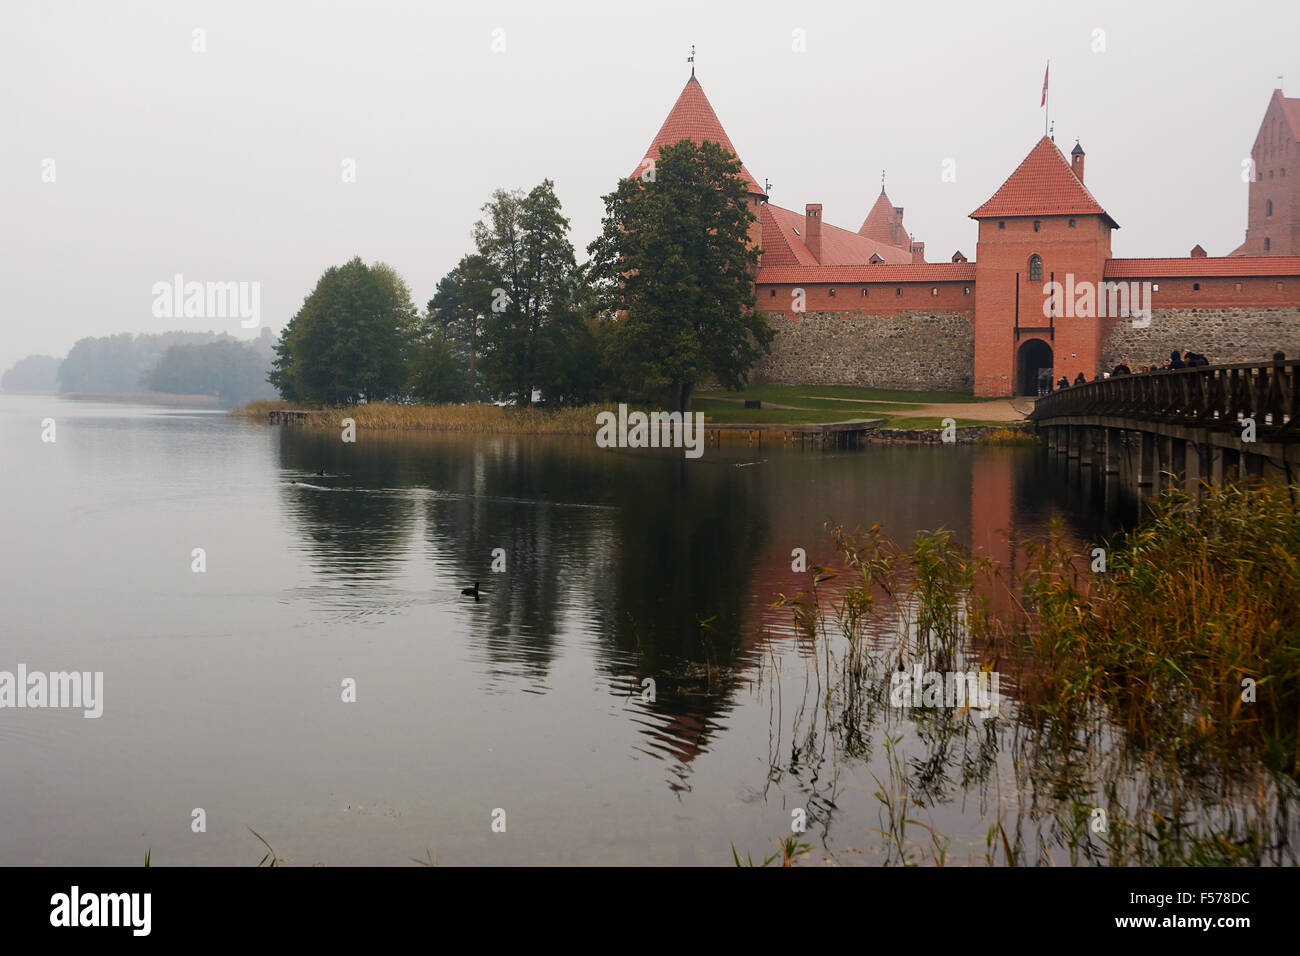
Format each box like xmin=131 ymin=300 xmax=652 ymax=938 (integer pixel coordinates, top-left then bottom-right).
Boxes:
xmin=1244 ymin=452 xmax=1264 ymax=479
xmin=1171 ymin=438 xmax=1187 ymax=486
xmin=1080 ymin=428 xmax=1097 ymax=468
xmin=1157 ymin=434 xmax=1174 ymax=493
xmin=1184 ymin=440 xmax=1203 ymax=492
xmin=1067 ymin=425 xmax=1080 ymax=461
xmin=1104 ymin=429 xmax=1122 ymax=476
xmin=1137 ymin=432 xmax=1155 ymax=491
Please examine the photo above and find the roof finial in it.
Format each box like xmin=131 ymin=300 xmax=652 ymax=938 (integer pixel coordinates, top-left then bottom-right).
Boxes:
xmin=1049 ymin=119 xmax=1055 ymax=141
xmin=881 ymin=169 xmax=886 ymax=194
xmin=688 ymin=44 xmax=695 ymax=79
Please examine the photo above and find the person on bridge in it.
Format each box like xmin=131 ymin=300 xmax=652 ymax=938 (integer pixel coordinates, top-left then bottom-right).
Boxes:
xmin=1184 ymin=351 xmax=1210 ymax=367
xmin=1166 ymin=350 xmax=1186 ymax=370
xmin=1073 ymin=372 xmax=1087 ymax=386
xmin=1057 ymin=376 xmax=1070 ymax=390
xmin=1111 ymin=359 xmax=1131 ymax=376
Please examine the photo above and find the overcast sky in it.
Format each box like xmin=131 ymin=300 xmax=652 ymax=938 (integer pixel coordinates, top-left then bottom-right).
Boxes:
xmin=2 ymin=0 xmax=1297 ymax=371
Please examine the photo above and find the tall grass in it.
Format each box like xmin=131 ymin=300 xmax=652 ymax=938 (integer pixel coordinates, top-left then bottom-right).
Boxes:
xmin=231 ymin=400 xmax=605 ymax=434
xmin=765 ymin=480 xmax=1300 ymax=864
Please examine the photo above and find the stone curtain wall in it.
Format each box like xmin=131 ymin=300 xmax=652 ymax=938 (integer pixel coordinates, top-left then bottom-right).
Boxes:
xmin=1102 ymin=307 xmax=1300 ymax=371
xmin=753 ymin=310 xmax=975 ymax=391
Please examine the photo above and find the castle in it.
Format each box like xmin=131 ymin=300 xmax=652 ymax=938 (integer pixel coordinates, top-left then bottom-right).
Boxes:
xmin=631 ymin=73 xmax=1300 ymax=397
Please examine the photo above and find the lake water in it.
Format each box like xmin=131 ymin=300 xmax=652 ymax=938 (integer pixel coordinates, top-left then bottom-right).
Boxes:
xmin=0 ymin=394 xmax=1245 ymax=866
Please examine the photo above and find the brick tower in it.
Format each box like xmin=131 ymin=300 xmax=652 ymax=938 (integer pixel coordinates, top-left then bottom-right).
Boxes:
xmin=1231 ymin=89 xmax=1300 ymax=256
xmin=970 ymin=137 xmax=1118 ymax=396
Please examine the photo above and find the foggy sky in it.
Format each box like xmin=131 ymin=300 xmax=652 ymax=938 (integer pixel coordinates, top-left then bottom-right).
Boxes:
xmin=3 ymin=0 xmax=1297 ymax=371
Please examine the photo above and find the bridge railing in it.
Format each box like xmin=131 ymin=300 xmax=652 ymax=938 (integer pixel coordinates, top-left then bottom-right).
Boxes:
xmin=1030 ymin=359 xmax=1299 ymax=437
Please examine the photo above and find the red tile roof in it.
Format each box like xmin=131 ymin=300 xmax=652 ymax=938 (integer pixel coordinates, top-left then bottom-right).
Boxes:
xmin=630 ymin=76 xmax=764 ymax=194
xmin=757 ymin=263 xmax=976 ymax=284
xmin=971 ymin=137 xmax=1118 ymax=227
xmin=858 ymin=190 xmax=902 ymax=246
xmin=1104 ymin=256 xmax=1300 ymax=278
xmin=760 ymin=203 xmax=912 ymax=269
xmin=1276 ymin=89 xmax=1300 ymax=140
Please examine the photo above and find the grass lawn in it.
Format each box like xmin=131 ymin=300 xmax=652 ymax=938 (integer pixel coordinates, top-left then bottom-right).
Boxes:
xmin=694 ymin=384 xmax=1007 ymax=427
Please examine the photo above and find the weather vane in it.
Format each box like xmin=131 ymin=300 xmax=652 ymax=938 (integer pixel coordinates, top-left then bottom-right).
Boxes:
xmin=763 ymin=177 xmax=772 ymax=201
xmin=688 ymin=44 xmax=695 ymax=78
xmin=881 ymin=169 xmax=886 ymax=193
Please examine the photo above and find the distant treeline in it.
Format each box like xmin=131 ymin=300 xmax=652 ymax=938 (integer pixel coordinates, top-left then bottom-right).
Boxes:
xmin=2 ymin=329 xmax=279 ymax=406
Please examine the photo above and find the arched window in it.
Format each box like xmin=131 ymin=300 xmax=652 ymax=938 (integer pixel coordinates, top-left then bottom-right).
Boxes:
xmin=1265 ymin=237 xmax=1271 ymax=251
xmin=1267 ymin=199 xmax=1273 ymax=217
xmin=1029 ymin=255 xmax=1043 ymax=282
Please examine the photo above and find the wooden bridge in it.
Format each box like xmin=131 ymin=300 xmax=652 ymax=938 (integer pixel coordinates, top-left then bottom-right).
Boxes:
xmin=1030 ymin=357 xmax=1300 ymax=493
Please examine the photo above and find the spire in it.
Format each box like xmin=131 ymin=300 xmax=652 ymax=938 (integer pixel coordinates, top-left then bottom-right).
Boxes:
xmin=688 ymin=44 xmax=695 ymax=79
xmin=631 ymin=73 xmax=764 ymax=194
xmin=880 ymin=169 xmax=886 ymax=194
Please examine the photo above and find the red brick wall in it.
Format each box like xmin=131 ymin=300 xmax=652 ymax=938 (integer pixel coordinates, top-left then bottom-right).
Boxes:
xmin=757 ymin=281 xmax=974 ymax=316
xmin=1113 ymin=274 xmax=1297 ymax=307
xmin=973 ymin=214 xmax=1112 ymax=396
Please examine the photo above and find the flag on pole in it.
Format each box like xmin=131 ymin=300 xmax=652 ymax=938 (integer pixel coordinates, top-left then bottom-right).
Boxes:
xmin=1041 ymin=62 xmax=1049 ymax=107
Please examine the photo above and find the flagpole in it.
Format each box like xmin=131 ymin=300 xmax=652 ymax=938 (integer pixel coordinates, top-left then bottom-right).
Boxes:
xmin=1045 ymin=60 xmax=1049 ymax=137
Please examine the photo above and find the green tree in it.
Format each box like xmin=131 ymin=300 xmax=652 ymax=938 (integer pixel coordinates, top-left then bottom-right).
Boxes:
xmin=270 ymin=257 xmax=418 ymax=404
xmin=588 ymin=138 xmax=772 ymax=413
xmin=472 ymin=180 xmax=580 ymax=404
xmin=427 ymin=253 xmax=496 ymax=401
xmin=407 ymin=327 xmax=467 ymax=403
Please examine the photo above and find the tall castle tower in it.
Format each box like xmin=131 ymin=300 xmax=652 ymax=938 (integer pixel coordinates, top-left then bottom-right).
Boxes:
xmin=970 ymin=137 xmax=1118 ymax=395
xmin=1232 ymin=88 xmax=1300 ymax=256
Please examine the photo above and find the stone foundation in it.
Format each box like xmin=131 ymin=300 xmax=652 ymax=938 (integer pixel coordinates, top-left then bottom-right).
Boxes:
xmin=1102 ymin=307 xmax=1300 ymax=370
xmin=753 ymin=310 xmax=975 ymax=391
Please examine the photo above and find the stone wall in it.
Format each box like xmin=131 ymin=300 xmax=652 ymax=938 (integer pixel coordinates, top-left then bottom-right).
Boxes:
xmin=1102 ymin=307 xmax=1300 ymax=371
xmin=752 ymin=310 xmax=975 ymax=390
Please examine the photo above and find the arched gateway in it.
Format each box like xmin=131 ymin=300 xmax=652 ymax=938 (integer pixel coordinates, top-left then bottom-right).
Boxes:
xmin=1016 ymin=338 xmax=1053 ymax=396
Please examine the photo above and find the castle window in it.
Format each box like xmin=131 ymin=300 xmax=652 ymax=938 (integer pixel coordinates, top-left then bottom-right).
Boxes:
xmin=1269 ymin=170 xmax=1274 ymax=179
xmin=896 ymin=288 xmax=903 ymax=296
xmin=862 ymin=288 xmax=869 ymax=296
xmin=1068 ymin=219 xmax=1076 ymax=228
xmin=1028 ymin=255 xmax=1043 ymax=282
xmin=770 ymin=288 xmax=776 ymax=297
xmin=1265 ymin=238 xmax=1271 ymax=251
xmin=1193 ymin=283 xmax=1200 ymax=291
xmin=963 ymin=286 xmax=970 ymax=295
xmin=1235 ymin=282 xmax=1243 ymax=292
xmin=931 ymin=287 xmax=939 ymax=296
xmin=998 ymin=221 xmax=1005 ymax=230
xmin=1267 ymin=200 xmax=1273 ymax=217
xmin=1152 ymin=284 xmax=1159 ymax=292
xmin=1033 ymin=220 xmax=1041 ymax=232
xmin=828 ymin=287 xmax=836 ymax=297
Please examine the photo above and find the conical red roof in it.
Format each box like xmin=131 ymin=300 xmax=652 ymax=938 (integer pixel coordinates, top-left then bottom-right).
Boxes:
xmin=630 ymin=76 xmax=764 ymax=194
xmin=858 ymin=190 xmax=900 ymax=245
xmin=970 ymin=136 xmax=1117 ymax=227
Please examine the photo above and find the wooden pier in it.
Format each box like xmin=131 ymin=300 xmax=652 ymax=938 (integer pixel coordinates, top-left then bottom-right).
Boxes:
xmin=703 ymin=418 xmax=883 ymax=449
xmin=267 ymin=409 xmax=314 ymax=425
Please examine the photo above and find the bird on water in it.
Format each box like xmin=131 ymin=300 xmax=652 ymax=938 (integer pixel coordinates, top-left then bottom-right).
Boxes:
xmin=461 ymin=582 xmax=480 ymax=600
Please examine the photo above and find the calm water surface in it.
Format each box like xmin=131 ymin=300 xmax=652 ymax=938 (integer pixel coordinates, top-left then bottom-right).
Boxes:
xmin=1 ymin=394 xmax=1129 ymax=865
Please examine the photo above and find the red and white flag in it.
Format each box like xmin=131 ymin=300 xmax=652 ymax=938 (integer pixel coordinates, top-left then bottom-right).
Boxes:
xmin=1041 ymin=62 xmax=1049 ymax=107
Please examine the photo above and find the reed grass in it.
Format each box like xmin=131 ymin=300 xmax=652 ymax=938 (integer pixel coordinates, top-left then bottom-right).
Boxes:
xmin=231 ymin=400 xmax=606 ymax=434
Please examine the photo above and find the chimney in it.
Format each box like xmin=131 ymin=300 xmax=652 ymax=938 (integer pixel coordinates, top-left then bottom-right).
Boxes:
xmin=910 ymin=239 xmax=925 ymax=264
xmin=1070 ymin=140 xmax=1085 ymax=183
xmin=805 ymin=203 xmax=823 ymax=262
xmin=1190 ymin=243 xmax=1208 ymax=258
